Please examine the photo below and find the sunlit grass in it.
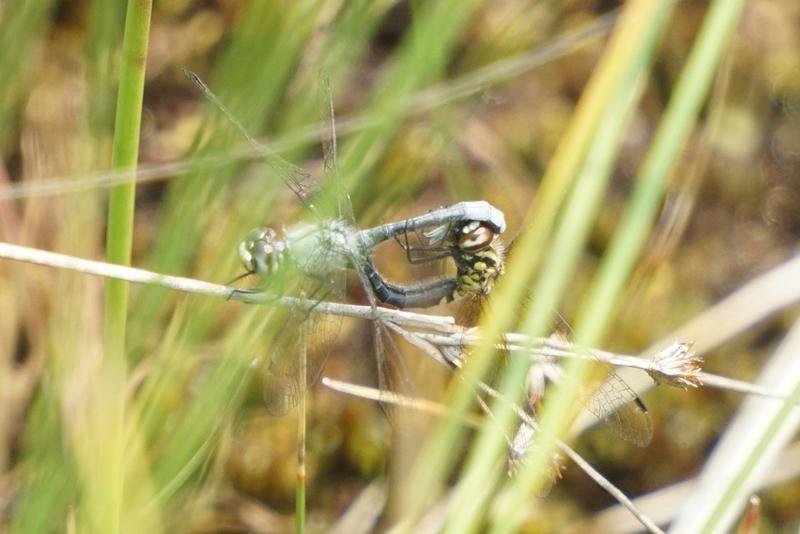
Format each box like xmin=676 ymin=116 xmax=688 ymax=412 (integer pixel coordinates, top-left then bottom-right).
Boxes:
xmin=1 ymin=1 xmax=798 ymax=533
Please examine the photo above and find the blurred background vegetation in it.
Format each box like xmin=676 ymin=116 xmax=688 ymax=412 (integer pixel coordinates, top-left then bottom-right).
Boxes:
xmin=0 ymin=0 xmax=799 ymax=532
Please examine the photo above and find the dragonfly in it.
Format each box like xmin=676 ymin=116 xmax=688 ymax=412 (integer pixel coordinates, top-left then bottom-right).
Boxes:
xmin=186 ymin=70 xmax=508 ymax=416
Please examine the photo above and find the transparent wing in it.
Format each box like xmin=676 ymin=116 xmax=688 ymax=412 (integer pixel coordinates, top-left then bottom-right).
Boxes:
xmin=184 ymin=70 xmax=356 ymax=415
xmin=584 ymin=371 xmax=653 ymax=447
xmin=344 ymin=236 xmax=418 ymax=425
xmin=319 ymin=71 xmax=354 ymax=223
xmin=262 ymin=305 xmax=308 ymax=416
xmin=184 ymin=68 xmax=328 ymax=218
xmin=263 ymin=302 xmax=344 ymax=416
xmin=506 ymin=417 xmax=565 ymax=493
xmin=517 ymin=331 xmax=653 ymax=448
xmin=505 ymin=231 xmax=653 ymax=448
xmin=262 ymin=234 xmax=346 ymax=416
xmin=371 ymin=319 xmax=417 ymax=426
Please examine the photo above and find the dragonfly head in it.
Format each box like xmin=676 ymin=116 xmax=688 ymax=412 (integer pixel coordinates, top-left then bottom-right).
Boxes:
xmin=238 ymin=227 xmax=287 ymax=277
xmin=457 ymin=220 xmax=500 ymax=253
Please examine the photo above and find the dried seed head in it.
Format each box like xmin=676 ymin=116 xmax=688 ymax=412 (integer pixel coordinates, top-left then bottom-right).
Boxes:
xmin=649 ymin=341 xmax=702 ymax=389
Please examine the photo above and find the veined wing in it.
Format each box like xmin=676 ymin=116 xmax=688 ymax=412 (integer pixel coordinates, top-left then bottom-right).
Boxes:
xmin=212 ymin=74 xmax=353 ymax=415
xmin=521 ymin=349 xmax=653 ymax=448
xmin=184 ymin=69 xmax=335 ymax=220
xmin=584 ymin=369 xmax=653 ymax=447
xmin=262 ymin=296 xmax=344 ymax=416
xmin=507 ymin=354 xmax=652 ymax=478
xmin=493 ymin=233 xmax=653 ymax=448
xmin=0 ymin=73 xmax=326 ymax=206
xmin=364 ymin=206 xmax=651 ymax=446
xmin=261 ymin=223 xmax=349 ymax=415
xmin=263 ymin=78 xmax=354 ymax=415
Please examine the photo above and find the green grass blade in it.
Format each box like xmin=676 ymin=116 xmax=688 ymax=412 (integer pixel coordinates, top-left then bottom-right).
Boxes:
xmin=8 ymin=390 xmax=76 ymax=534
xmin=92 ymin=1 xmax=152 ymax=532
xmin=492 ymin=0 xmax=747 ymax=529
xmin=129 ymin=0 xmax=326 ymax=348
xmin=0 ymin=0 xmax=58 ymax=151
xmin=403 ymin=2 xmax=675 ymax=529
xmin=340 ymin=0 xmax=485 ymax=219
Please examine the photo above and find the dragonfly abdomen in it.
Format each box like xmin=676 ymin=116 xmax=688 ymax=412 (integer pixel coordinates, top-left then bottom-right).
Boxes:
xmin=363 ymin=256 xmax=458 ymax=308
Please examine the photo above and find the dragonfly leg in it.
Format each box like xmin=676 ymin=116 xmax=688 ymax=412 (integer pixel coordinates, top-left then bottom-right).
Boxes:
xmin=391 ymin=222 xmax=454 ymax=264
xmin=227 ymin=286 xmax=284 ymax=302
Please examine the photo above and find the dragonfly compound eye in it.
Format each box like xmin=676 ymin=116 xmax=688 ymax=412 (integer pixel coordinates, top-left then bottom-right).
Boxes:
xmin=458 ymin=222 xmax=495 ymax=253
xmin=239 ymin=227 xmax=284 ymax=276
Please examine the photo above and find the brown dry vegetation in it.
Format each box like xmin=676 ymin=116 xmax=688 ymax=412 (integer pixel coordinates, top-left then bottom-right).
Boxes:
xmin=1 ymin=1 xmax=799 ymax=532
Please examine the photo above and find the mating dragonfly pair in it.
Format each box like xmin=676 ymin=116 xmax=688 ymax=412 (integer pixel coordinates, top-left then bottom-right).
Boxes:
xmin=235 ymin=197 xmax=653 ymax=452
xmin=188 ymin=71 xmax=652 ymax=453
xmin=236 ymin=200 xmax=507 ymax=415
